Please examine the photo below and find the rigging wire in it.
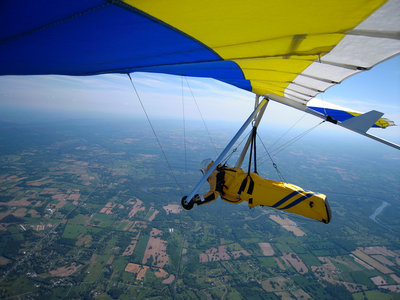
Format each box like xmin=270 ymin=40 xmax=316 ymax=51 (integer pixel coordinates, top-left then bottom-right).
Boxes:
xmin=127 ymin=73 xmax=182 ymax=190
xmin=221 ymin=129 xmax=252 ymax=166
xmin=256 ymin=133 xmax=286 ymax=182
xmin=184 ymin=77 xmax=219 ymax=156
xmin=270 ymin=120 xmax=325 ymax=157
xmin=181 ymin=77 xmax=187 ymax=173
xmin=269 ymin=112 xmax=307 ymax=151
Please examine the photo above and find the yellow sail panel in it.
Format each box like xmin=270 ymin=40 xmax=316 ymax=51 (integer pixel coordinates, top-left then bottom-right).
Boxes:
xmin=125 ymin=0 xmax=386 ymax=95
xmin=126 ymin=0 xmax=385 ymax=49
xmin=233 ymin=56 xmax=318 ymax=95
xmin=233 ymin=56 xmax=318 ymax=73
xmin=250 ymin=82 xmax=286 ymax=97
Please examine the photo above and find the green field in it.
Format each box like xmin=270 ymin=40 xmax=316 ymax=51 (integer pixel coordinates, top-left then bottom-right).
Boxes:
xmin=0 ymin=119 xmax=399 ymax=299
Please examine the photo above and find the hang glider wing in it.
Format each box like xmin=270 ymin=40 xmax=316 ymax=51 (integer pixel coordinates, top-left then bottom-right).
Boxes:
xmin=0 ymin=0 xmax=399 ymax=146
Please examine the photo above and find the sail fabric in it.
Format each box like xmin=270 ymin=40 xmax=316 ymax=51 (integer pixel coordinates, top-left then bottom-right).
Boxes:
xmin=308 ymin=107 xmax=394 ymax=128
xmin=0 ymin=0 xmax=399 ymax=127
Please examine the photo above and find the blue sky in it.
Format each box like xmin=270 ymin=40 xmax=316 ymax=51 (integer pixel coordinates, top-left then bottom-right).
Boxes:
xmin=0 ymin=55 xmax=399 ymax=147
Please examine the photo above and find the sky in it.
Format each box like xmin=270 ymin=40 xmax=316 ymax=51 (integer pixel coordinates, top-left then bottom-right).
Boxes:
xmin=0 ymin=55 xmax=399 ymax=148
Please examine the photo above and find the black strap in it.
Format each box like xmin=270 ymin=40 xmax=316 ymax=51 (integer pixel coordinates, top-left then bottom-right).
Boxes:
xmin=247 ymin=176 xmax=254 ymax=195
xmin=247 ymin=126 xmax=258 ymax=175
xmin=238 ymin=175 xmax=254 ymax=196
xmin=253 ymin=128 xmax=257 ymax=174
xmin=238 ymin=177 xmax=248 ymax=196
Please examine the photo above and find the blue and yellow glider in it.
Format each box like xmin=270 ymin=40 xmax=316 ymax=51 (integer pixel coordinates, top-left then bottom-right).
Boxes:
xmin=0 ymin=0 xmax=399 ymax=145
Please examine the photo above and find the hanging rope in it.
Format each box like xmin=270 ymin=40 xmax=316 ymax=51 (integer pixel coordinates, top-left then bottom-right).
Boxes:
xmin=270 ymin=120 xmax=325 ymax=156
xmin=181 ymin=77 xmax=187 ymax=173
xmin=270 ymin=112 xmax=307 ymax=150
xmin=185 ymin=77 xmax=218 ymax=155
xmin=257 ymin=133 xmax=286 ymax=182
xmin=221 ymin=128 xmax=252 ymax=166
xmin=246 ymin=126 xmax=258 ymax=175
xmin=127 ymin=73 xmax=182 ymax=190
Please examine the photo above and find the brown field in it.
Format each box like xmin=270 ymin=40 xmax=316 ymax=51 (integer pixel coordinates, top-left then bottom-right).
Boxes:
xmin=361 ymin=246 xmax=396 ymax=257
xmin=100 ymin=202 xmax=116 ymax=215
xmin=371 ymin=255 xmax=395 ymax=266
xmin=142 ymin=228 xmax=169 ymax=268
xmin=128 ymin=198 xmax=145 ymax=218
xmin=13 ymin=207 xmax=27 ymax=217
xmin=379 ymin=285 xmax=400 ymax=293
xmin=281 ymin=252 xmax=308 ymax=274
xmin=155 ymin=268 xmax=168 ymax=278
xmin=150 ymin=228 xmax=162 ymax=237
xmin=391 ymin=274 xmax=400 ymax=284
xmin=27 ymin=177 xmax=51 ymax=186
xmin=122 ymin=240 xmax=138 ymax=256
xmin=125 ymin=263 xmax=141 ymax=274
xmin=163 ymin=204 xmax=182 ymax=215
xmin=231 ymin=250 xmax=250 ymax=259
xmin=136 ymin=266 xmax=149 ymax=281
xmin=0 ymin=212 xmax=10 ymax=221
xmin=261 ymin=276 xmax=288 ymax=292
xmin=0 ymin=256 xmax=11 ymax=265
xmin=269 ymin=215 xmax=305 ymax=236
xmin=4 ymin=198 xmax=31 ymax=207
xmin=371 ymin=276 xmax=386 ymax=286
xmin=274 ymin=257 xmax=286 ymax=270
xmin=274 ymin=291 xmax=292 ymax=300
xmin=350 ymin=254 xmax=374 ymax=270
xmin=49 ymin=263 xmax=82 ymax=277
xmin=352 ymin=249 xmax=393 ymax=274
xmin=200 ymin=246 xmax=230 ymax=263
xmin=68 ymin=193 xmax=80 ymax=205
xmin=258 ymin=242 xmax=275 ymax=256
xmin=162 ymin=274 xmax=175 ymax=284
xmin=41 ymin=188 xmax=59 ymax=195
xmin=124 ymin=263 xmax=149 ymax=281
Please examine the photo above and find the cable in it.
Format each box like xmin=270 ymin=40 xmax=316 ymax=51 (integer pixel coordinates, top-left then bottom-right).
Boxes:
xmin=270 ymin=112 xmax=307 ymax=150
xmin=221 ymin=129 xmax=252 ymax=165
xmin=181 ymin=77 xmax=187 ymax=173
xmin=270 ymin=120 xmax=325 ymax=156
xmin=185 ymin=77 xmax=218 ymax=155
xmin=257 ymin=133 xmax=286 ymax=182
xmin=127 ymin=73 xmax=182 ymax=190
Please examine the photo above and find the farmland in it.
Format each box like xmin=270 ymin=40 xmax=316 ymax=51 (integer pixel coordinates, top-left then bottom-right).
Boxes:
xmin=0 ymin=119 xmax=400 ymax=299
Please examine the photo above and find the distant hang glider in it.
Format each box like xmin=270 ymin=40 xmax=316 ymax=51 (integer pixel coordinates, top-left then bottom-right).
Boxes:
xmin=0 ymin=0 xmax=399 ymax=148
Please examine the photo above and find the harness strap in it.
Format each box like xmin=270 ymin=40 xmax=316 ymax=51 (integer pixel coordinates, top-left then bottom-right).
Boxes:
xmin=238 ymin=176 xmax=248 ymax=196
xmin=247 ymin=176 xmax=254 ymax=195
xmin=238 ymin=175 xmax=255 ymax=197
